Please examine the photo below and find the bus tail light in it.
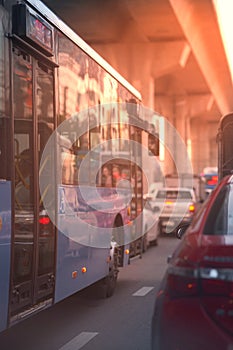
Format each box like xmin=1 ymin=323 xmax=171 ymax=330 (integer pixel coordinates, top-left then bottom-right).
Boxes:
xmin=72 ymin=271 xmax=78 ymax=279
xmin=39 ymin=215 xmax=51 ymax=236
xmin=39 ymin=216 xmax=50 ymax=225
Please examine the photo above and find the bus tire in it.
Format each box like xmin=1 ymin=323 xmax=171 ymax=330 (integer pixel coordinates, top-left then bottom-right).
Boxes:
xmin=105 ymin=246 xmax=119 ymax=297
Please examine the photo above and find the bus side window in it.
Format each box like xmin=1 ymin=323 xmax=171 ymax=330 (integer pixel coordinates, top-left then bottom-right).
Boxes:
xmin=0 ymin=117 xmax=10 ymax=180
xmin=62 ymin=150 xmax=75 ymax=185
xmin=148 ymin=133 xmax=159 ymax=156
xmin=58 ymin=134 xmax=75 ymax=185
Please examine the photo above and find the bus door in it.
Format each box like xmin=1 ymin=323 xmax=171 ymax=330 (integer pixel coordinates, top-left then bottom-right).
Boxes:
xmin=10 ymin=45 xmax=56 ymax=319
xmin=129 ymin=126 xmax=143 ymax=256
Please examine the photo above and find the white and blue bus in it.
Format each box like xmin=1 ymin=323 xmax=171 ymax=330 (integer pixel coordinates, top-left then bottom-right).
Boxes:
xmin=0 ymin=0 xmax=161 ymax=332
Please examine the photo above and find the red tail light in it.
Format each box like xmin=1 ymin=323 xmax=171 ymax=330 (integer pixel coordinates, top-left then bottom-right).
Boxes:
xmin=39 ymin=216 xmax=50 ymax=225
xmin=166 ymin=265 xmax=233 ymax=334
xmin=166 ymin=266 xmax=199 ymax=297
xmin=200 ymin=267 xmax=233 ymax=335
xmin=201 ymin=278 xmax=230 ymax=295
xmin=200 ymin=267 xmax=233 ymax=296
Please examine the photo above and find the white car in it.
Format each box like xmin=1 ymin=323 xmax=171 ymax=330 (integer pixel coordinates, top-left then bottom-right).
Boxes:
xmin=148 ymin=187 xmax=197 ymax=234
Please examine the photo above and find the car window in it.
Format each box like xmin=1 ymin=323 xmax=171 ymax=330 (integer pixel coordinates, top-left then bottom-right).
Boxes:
xmin=203 ymin=184 xmax=233 ymax=235
xmin=156 ymin=190 xmax=192 ymax=199
xmin=177 ymin=191 xmax=192 ymax=199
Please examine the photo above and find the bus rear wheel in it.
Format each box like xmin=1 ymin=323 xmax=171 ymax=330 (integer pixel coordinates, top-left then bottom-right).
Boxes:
xmin=104 ymin=246 xmax=119 ymax=297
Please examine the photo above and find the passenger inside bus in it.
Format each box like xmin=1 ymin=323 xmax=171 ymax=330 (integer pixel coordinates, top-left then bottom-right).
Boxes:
xmin=112 ymin=165 xmax=122 ymax=187
xmin=102 ymin=166 xmax=112 ymax=187
xmin=119 ymin=168 xmax=132 ymax=189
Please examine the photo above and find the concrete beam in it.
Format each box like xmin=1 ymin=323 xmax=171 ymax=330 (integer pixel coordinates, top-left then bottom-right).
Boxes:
xmin=92 ymin=40 xmax=190 ymax=108
xmin=169 ymin=0 xmax=233 ymax=114
xmin=151 ymin=41 xmax=191 ymax=78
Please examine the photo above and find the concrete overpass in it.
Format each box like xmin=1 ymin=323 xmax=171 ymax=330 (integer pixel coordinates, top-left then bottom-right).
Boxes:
xmin=43 ymin=0 xmax=233 ymax=175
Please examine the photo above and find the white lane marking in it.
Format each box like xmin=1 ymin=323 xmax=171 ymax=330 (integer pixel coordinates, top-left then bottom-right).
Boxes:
xmin=59 ymin=332 xmax=98 ymax=350
xmin=132 ymin=286 xmax=154 ymax=297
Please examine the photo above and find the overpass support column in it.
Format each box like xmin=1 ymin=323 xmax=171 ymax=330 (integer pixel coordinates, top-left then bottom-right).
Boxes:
xmin=174 ymin=110 xmax=192 ymax=174
xmin=129 ymin=44 xmax=154 ymax=110
xmin=154 ymin=96 xmax=192 ymax=177
xmin=191 ymin=118 xmax=218 ymax=174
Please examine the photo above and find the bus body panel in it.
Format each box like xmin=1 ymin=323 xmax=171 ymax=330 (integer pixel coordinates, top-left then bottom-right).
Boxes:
xmin=0 ymin=181 xmax=11 ymax=332
xmin=0 ymin=0 xmax=143 ymax=331
xmin=55 ymin=234 xmax=109 ymax=302
xmin=54 ymin=184 xmax=129 ymax=302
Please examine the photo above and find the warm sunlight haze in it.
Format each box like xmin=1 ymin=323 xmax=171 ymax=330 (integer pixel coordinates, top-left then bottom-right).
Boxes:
xmin=213 ymin=0 xmax=233 ymax=83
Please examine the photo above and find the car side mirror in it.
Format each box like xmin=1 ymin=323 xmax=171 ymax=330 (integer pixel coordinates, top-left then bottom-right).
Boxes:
xmin=176 ymin=223 xmax=190 ymax=239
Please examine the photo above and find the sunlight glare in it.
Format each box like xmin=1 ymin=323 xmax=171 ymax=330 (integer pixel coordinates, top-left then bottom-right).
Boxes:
xmin=213 ymin=0 xmax=233 ymax=83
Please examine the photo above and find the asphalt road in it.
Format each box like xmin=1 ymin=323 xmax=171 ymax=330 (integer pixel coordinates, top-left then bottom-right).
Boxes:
xmin=0 ymin=236 xmax=179 ymax=350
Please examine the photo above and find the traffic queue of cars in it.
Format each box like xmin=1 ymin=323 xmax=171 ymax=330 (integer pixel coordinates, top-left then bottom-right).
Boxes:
xmin=151 ymin=174 xmax=233 ymax=350
xmin=146 ymin=174 xmax=206 ymax=236
xmin=142 ymin=179 xmax=201 ymax=247
xmin=147 ymin=187 xmax=197 ymax=235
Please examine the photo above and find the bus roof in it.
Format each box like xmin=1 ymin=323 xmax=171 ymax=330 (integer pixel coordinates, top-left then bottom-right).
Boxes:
xmin=26 ymin=0 xmax=142 ymax=101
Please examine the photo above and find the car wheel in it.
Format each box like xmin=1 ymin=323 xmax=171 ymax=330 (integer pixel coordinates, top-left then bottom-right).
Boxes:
xmin=142 ymin=232 xmax=148 ymax=252
xmin=158 ymin=220 xmax=163 ymax=235
xmin=102 ymin=245 xmax=119 ymax=298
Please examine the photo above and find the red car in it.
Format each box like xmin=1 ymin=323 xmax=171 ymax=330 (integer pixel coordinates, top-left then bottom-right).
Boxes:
xmin=151 ymin=174 xmax=233 ymax=350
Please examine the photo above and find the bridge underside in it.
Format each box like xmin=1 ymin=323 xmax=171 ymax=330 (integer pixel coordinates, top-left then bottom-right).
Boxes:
xmin=44 ymin=0 xmax=233 ymax=174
